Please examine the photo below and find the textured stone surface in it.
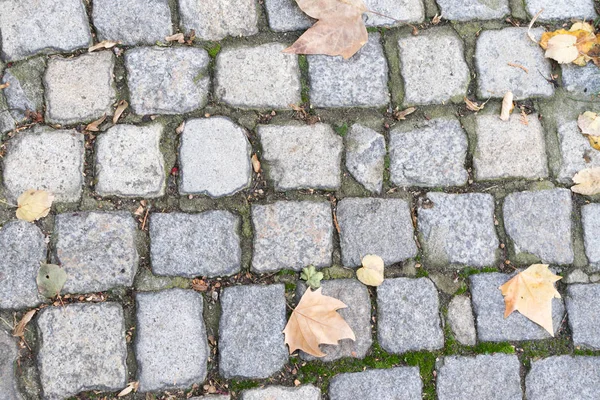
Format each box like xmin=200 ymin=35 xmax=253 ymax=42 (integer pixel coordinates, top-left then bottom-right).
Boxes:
xmin=242 ymin=385 xmax=321 ymax=400
xmin=37 ymin=303 xmax=127 ymax=399
xmin=562 ymin=63 xmax=600 ymax=96
xmin=190 ymin=397 xmax=230 ymax=400
xmin=0 ymin=108 xmax=15 ymax=134
xmin=93 ymin=0 xmax=172 ymax=45
xmin=390 ymin=118 xmax=468 ymax=187
xmin=525 ymin=0 xmax=597 ymax=21
xmin=2 ymin=127 xmax=84 ymax=202
xmin=1 ymin=57 xmax=46 ymax=122
xmin=179 ymin=117 xmax=251 ymax=197
xmin=44 ymin=52 xmax=116 ymax=124
xmin=526 ymin=356 xmax=600 ymax=400
xmin=55 ymin=212 xmax=138 ymax=294
xmin=95 ymin=124 xmax=165 ymax=197
xmin=150 ymin=212 xmax=241 ymax=278
xmin=263 ymin=0 xmax=314 ymax=31
xmin=557 ymin=119 xmax=600 ymax=183
xmin=0 ymin=0 xmax=92 ymax=61
xmin=136 ymin=289 xmax=208 ymax=391
xmin=215 ymin=43 xmax=300 ymax=109
xmin=345 ymin=124 xmax=385 ymax=194
xmin=566 ymin=284 xmax=600 ymax=350
xmin=336 ymin=198 xmax=417 ymax=267
xmin=259 ymin=124 xmax=342 ymax=190
xmin=308 ymin=34 xmax=389 ymax=107
xmin=252 ymin=201 xmax=333 ymax=272
xmin=377 ymin=278 xmax=444 ymax=354
xmin=437 ymin=355 xmax=522 ymax=400
xmin=447 ymin=295 xmax=476 ymax=346
xmin=179 ymin=0 xmax=258 ymax=40
xmin=398 ymin=29 xmax=469 ymax=105
xmin=471 ymin=273 xmax=565 ymax=341
xmin=329 ymin=367 xmax=422 ymax=400
xmin=474 ymin=113 xmax=548 ymax=180
xmin=565 ymin=269 xmax=589 ymax=284
xmin=219 ymin=284 xmax=288 ymax=378
xmin=582 ymin=204 xmax=600 ymax=270
xmin=126 ymin=47 xmax=210 ymax=115
xmin=476 ymin=28 xmax=554 ymax=99
xmin=437 ymin=0 xmax=510 ymax=21
xmin=418 ymin=193 xmax=499 ymax=267
xmin=0 ymin=330 xmax=21 ymax=400
xmin=503 ymin=189 xmax=573 ymax=264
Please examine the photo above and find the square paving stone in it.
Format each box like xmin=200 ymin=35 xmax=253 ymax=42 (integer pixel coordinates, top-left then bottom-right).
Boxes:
xmin=525 ymin=0 xmax=597 ymax=21
xmin=95 ymin=124 xmax=165 ymax=198
xmin=474 ymin=113 xmax=548 ymax=180
xmin=476 ymin=28 xmax=554 ymax=99
xmin=556 ymin=119 xmax=600 ymax=183
xmin=503 ymin=189 xmax=573 ymax=265
xmin=44 ymin=52 xmax=116 ymax=124
xmin=582 ymin=204 xmax=600 ymax=270
xmin=215 ymin=43 xmax=301 ymax=109
xmin=566 ymin=284 xmax=600 ymax=350
xmin=436 ymin=0 xmax=510 ymax=21
xmin=179 ymin=0 xmax=258 ymax=41
xmin=125 ymin=47 xmax=210 ymax=115
xmin=418 ymin=193 xmax=499 ymax=268
xmin=526 ymin=356 xmax=600 ymax=400
xmin=92 ymin=0 xmax=172 ymax=46
xmin=264 ymin=0 xmax=312 ymax=32
xmin=0 ymin=0 xmax=92 ymax=61
xmin=436 ymin=354 xmax=522 ymax=400
xmin=308 ymin=34 xmax=389 ymax=108
xmin=37 ymin=303 xmax=127 ymax=399
xmin=150 ymin=211 xmax=241 ymax=278
xmin=0 ymin=329 xmax=21 ymax=400
xmin=470 ymin=273 xmax=565 ymax=341
xmin=390 ymin=117 xmax=468 ymax=187
xmin=258 ymin=124 xmax=342 ymax=191
xmin=54 ymin=212 xmax=138 ymax=294
xmin=398 ymin=28 xmax=470 ymax=105
xmin=219 ymin=284 xmax=288 ymax=379
xmin=377 ymin=277 xmax=444 ymax=354
xmin=329 ymin=367 xmax=422 ymax=400
xmin=1 ymin=57 xmax=46 ymax=122
xmin=252 ymin=201 xmax=333 ymax=272
xmin=179 ymin=117 xmax=251 ymax=197
xmin=2 ymin=126 xmax=84 ymax=202
xmin=345 ymin=124 xmax=385 ymax=194
xmin=242 ymin=385 xmax=321 ymax=400
xmin=562 ymin=63 xmax=600 ymax=97
xmin=136 ymin=289 xmax=208 ymax=391
xmin=336 ymin=198 xmax=417 ymax=267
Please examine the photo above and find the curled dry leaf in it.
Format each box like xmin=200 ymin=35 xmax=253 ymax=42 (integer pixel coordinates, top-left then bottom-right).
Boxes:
xmin=577 ymin=112 xmax=600 ymax=151
xmin=88 ymin=40 xmax=119 ymax=53
xmin=0 ymin=82 xmax=9 ymax=90
xmin=356 ymin=254 xmax=384 ymax=286
xmin=85 ymin=114 xmax=107 ymax=132
xmin=464 ymin=97 xmax=485 ymax=112
xmin=117 ymin=381 xmax=139 ymax=397
xmin=165 ymin=33 xmax=185 ymax=43
xmin=37 ymin=263 xmax=67 ymax=298
xmin=394 ymin=107 xmax=416 ymax=120
xmin=500 ymin=91 xmax=514 ymax=121
xmin=16 ymin=189 xmax=54 ymax=222
xmin=571 ymin=167 xmax=600 ymax=196
xmin=176 ymin=121 xmax=186 ymax=134
xmin=113 ymin=100 xmax=128 ymax=124
xmin=251 ymin=154 xmax=261 ymax=173
xmin=431 ymin=13 xmax=442 ymax=25
xmin=13 ymin=309 xmax=36 ymax=338
xmin=527 ymin=8 xmax=544 ymax=43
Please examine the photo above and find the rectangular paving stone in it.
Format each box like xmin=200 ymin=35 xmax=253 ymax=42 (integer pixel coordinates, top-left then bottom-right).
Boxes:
xmin=150 ymin=211 xmax=241 ymax=278
xmin=526 ymin=356 xmax=600 ymax=400
xmin=219 ymin=284 xmax=288 ymax=379
xmin=582 ymin=204 xmax=600 ymax=270
xmin=264 ymin=0 xmax=312 ymax=32
xmin=566 ymin=284 xmax=600 ymax=350
xmin=345 ymin=124 xmax=385 ymax=194
xmin=329 ymin=367 xmax=422 ymax=400
xmin=179 ymin=0 xmax=258 ymax=40
xmin=436 ymin=354 xmax=522 ymax=400
xmin=562 ymin=63 xmax=600 ymax=97
xmin=37 ymin=303 xmax=127 ymax=399
xmin=525 ymin=0 xmax=597 ymax=21
xmin=0 ymin=329 xmax=21 ymax=400
xmin=436 ymin=0 xmax=509 ymax=21
xmin=377 ymin=277 xmax=444 ymax=354
xmin=136 ymin=289 xmax=208 ymax=392
xmin=470 ymin=273 xmax=565 ymax=341
xmin=447 ymin=295 xmax=476 ymax=346
xmin=252 ymin=201 xmax=333 ymax=272
xmin=1 ymin=57 xmax=46 ymax=122
xmin=54 ymin=212 xmax=138 ymax=294
xmin=557 ymin=119 xmax=600 ymax=183
xmin=337 ymin=198 xmax=417 ymax=267
xmin=362 ymin=0 xmax=424 ymax=26
xmin=242 ymin=385 xmax=320 ymax=400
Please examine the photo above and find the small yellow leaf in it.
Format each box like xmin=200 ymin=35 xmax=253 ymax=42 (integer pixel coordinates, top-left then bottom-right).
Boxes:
xmin=571 ymin=167 xmax=600 ymax=196
xmin=16 ymin=189 xmax=54 ymax=222
xmin=578 ymin=111 xmax=600 ymax=136
xmin=545 ymin=34 xmax=579 ymax=64
xmin=500 ymin=91 xmax=514 ymax=121
xmin=356 ymin=254 xmax=384 ymax=286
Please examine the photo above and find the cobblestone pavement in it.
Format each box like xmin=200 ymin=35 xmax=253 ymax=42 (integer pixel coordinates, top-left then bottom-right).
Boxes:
xmin=1 ymin=0 xmax=600 ymax=399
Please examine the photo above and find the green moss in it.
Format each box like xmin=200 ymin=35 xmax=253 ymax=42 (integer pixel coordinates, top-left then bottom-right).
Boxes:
xmin=298 ymin=55 xmax=310 ymax=104
xmin=229 ymin=380 xmax=260 ymax=393
xmin=403 ymin=351 xmax=437 ymax=399
xmin=454 ymin=282 xmax=468 ymax=295
xmin=574 ymin=349 xmax=600 ymax=356
xmin=334 ymin=123 xmax=348 ymax=137
xmin=416 ymin=268 xmax=429 ymax=278
xmin=277 ymin=269 xmax=298 ymax=277
xmin=285 ymin=282 xmax=297 ymax=292
xmin=205 ymin=42 xmax=221 ymax=58
xmin=473 ymin=342 xmax=515 ymax=355
xmin=459 ymin=267 xmax=499 ymax=278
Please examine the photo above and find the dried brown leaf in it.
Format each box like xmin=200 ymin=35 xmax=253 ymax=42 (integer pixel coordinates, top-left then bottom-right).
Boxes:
xmin=394 ymin=107 xmax=416 ymax=120
xmin=251 ymin=154 xmax=261 ymax=173
xmin=165 ymin=33 xmax=185 ymax=43
xmin=0 ymin=82 xmax=9 ymax=90
xmin=571 ymin=167 xmax=600 ymax=196
xmin=175 ymin=121 xmax=186 ymax=134
xmin=432 ymin=13 xmax=442 ymax=25
xmin=85 ymin=114 xmax=106 ymax=132
xmin=88 ymin=40 xmax=119 ymax=52
xmin=464 ymin=97 xmax=485 ymax=111
xmin=500 ymin=91 xmax=514 ymax=121
xmin=118 ymin=381 xmax=139 ymax=397
xmin=113 ymin=100 xmax=128 ymax=124
xmin=13 ymin=309 xmax=36 ymax=338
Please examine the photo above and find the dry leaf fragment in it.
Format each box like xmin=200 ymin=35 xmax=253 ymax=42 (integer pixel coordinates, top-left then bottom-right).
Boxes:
xmin=85 ymin=114 xmax=107 ymax=132
xmin=88 ymin=40 xmax=119 ymax=52
xmin=545 ymin=34 xmax=579 ymax=64
xmin=118 ymin=381 xmax=139 ymax=397
xmin=13 ymin=309 xmax=36 ymax=338
xmin=499 ymin=264 xmax=562 ymax=335
xmin=176 ymin=121 xmax=186 ymax=134
xmin=527 ymin=8 xmax=544 ymax=43
xmin=571 ymin=167 xmax=600 ymax=196
xmin=165 ymin=33 xmax=185 ymax=43
xmin=464 ymin=97 xmax=485 ymax=111
xmin=586 ymin=135 xmax=600 ymax=151
xmin=356 ymin=254 xmax=384 ymax=286
xmin=251 ymin=154 xmax=261 ymax=173
xmin=113 ymin=100 xmax=128 ymax=124
xmin=578 ymin=111 xmax=600 ymax=136
xmin=0 ymin=82 xmax=9 ymax=90
xmin=507 ymin=62 xmax=529 ymax=73
xmin=500 ymin=91 xmax=514 ymax=121
xmin=16 ymin=189 xmax=54 ymax=222
xmin=394 ymin=107 xmax=416 ymax=120
xmin=283 ymin=287 xmax=355 ymax=357
xmin=520 ymin=108 xmax=529 ymax=126
xmin=432 ymin=13 xmax=442 ymax=25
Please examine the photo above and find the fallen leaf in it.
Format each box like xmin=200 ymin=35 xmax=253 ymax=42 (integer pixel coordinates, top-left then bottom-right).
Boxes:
xmin=13 ymin=309 xmax=36 ymax=338
xmin=165 ymin=33 xmax=185 ymax=43
xmin=500 ymin=91 xmax=514 ymax=121
xmin=283 ymin=287 xmax=355 ymax=357
xmin=545 ymin=34 xmax=579 ymax=64
xmin=192 ymin=278 xmax=209 ymax=292
xmin=176 ymin=121 xmax=186 ymax=134
xmin=85 ymin=114 xmax=107 ymax=132
xmin=394 ymin=107 xmax=416 ymax=120
xmin=586 ymin=135 xmax=600 ymax=151
xmin=578 ymin=111 xmax=600 ymax=136
xmin=113 ymin=100 xmax=128 ymax=124
xmin=0 ymin=82 xmax=9 ymax=90
xmin=300 ymin=265 xmax=324 ymax=290
xmin=356 ymin=254 xmax=384 ymax=286
xmin=464 ymin=97 xmax=485 ymax=112
xmin=16 ymin=189 xmax=54 ymax=222
xmin=118 ymin=381 xmax=139 ymax=397
xmin=571 ymin=167 xmax=600 ymax=195
xmin=251 ymin=154 xmax=261 ymax=173
xmin=88 ymin=40 xmax=119 ymax=52
xmin=539 ymin=22 xmax=599 ymax=66
xmin=499 ymin=264 xmax=562 ymax=335
xmin=432 ymin=13 xmax=442 ymax=25
xmin=36 ymin=263 xmax=67 ymax=298
xmin=527 ymin=8 xmax=544 ymax=43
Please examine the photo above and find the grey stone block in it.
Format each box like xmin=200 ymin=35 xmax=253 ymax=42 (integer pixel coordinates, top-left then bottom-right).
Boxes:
xmin=136 ymin=289 xmax=208 ymax=392
xmin=252 ymin=201 xmax=333 ymax=272
xmin=215 ymin=43 xmax=301 ymax=109
xmin=125 ymin=47 xmax=210 ymax=115
xmin=336 ymin=198 xmax=417 ymax=267
xmin=582 ymin=204 xmax=600 ymax=270
xmin=474 ymin=113 xmax=548 ymax=180
xmin=264 ymin=0 xmax=313 ymax=32
xmin=44 ymin=52 xmax=116 ymax=124
xmin=1 ymin=57 xmax=46 ymax=122
xmin=179 ymin=117 xmax=251 ymax=197
xmin=0 ymin=0 xmax=92 ymax=61
xmin=398 ymin=28 xmax=469 ymax=105
xmin=377 ymin=277 xmax=444 ymax=354
xmin=562 ymin=63 xmax=600 ymax=96
xmin=259 ymin=124 xmax=342 ymax=191
xmin=2 ymin=126 xmax=85 ymax=202
xmin=526 ymin=356 xmax=600 ymax=400
xmin=447 ymin=295 xmax=476 ymax=346
xmin=436 ymin=0 xmax=509 ymax=21
xmin=95 ymin=124 xmax=165 ymax=197
xmin=503 ymin=189 xmax=573 ymax=265
xmin=150 ymin=212 xmax=241 ymax=278
xmin=418 ymin=193 xmax=499 ymax=268
xmin=329 ymin=367 xmax=422 ymax=400
xmin=92 ymin=0 xmax=172 ymax=46
xmin=219 ymin=284 xmax=288 ymax=379
xmin=390 ymin=118 xmax=468 ymax=187
xmin=470 ymin=273 xmax=565 ymax=341
xmin=557 ymin=119 xmax=600 ymax=183
xmin=345 ymin=124 xmax=385 ymax=194
xmin=37 ymin=303 xmax=127 ymax=400
xmin=0 ymin=108 xmax=15 ymax=134
xmin=54 ymin=212 xmax=138 ymax=294
xmin=525 ymin=0 xmax=597 ymax=21
xmin=242 ymin=385 xmax=320 ymax=400
xmin=362 ymin=0 xmax=425 ymax=26
xmin=436 ymin=354 xmax=522 ymax=400
xmin=308 ymin=34 xmax=389 ymax=108
xmin=566 ymin=284 xmax=600 ymax=350
xmin=476 ymin=28 xmax=554 ymax=99
xmin=565 ymin=269 xmax=589 ymax=284
xmin=0 ymin=330 xmax=21 ymax=400
xmin=179 ymin=0 xmax=258 ymax=40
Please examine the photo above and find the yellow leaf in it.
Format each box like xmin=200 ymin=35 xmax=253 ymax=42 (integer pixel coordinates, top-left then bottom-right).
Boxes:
xmin=586 ymin=135 xmax=600 ymax=151
xmin=545 ymin=34 xmax=579 ymax=64
xmin=16 ymin=189 xmax=54 ymax=222
xmin=499 ymin=264 xmax=562 ymax=336
xmin=539 ymin=24 xmax=598 ymax=65
xmin=356 ymin=254 xmax=384 ymax=286
xmin=500 ymin=91 xmax=514 ymax=121
xmin=578 ymin=111 xmax=600 ymax=136
xmin=571 ymin=167 xmax=600 ymax=196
